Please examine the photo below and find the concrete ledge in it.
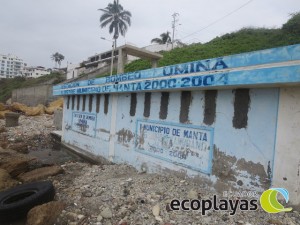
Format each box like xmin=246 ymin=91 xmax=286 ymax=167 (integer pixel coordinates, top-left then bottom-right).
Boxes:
xmin=60 ymin=141 xmax=112 ymax=165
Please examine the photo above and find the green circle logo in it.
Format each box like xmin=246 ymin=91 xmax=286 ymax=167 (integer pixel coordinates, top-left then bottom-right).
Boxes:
xmin=260 ymin=188 xmax=293 ymax=213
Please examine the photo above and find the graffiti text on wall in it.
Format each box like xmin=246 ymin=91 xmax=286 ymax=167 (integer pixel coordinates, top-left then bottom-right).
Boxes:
xmin=136 ymin=120 xmax=214 ymax=174
xmin=72 ymin=112 xmax=97 ymax=137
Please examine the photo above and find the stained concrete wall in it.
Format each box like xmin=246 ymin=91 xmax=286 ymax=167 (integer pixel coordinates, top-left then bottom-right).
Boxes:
xmin=273 ymin=87 xmax=300 ymax=205
xmin=61 ymin=88 xmax=278 ymax=193
xmin=54 ymin=44 xmax=300 ymax=205
xmin=12 ymin=84 xmax=56 ymax=106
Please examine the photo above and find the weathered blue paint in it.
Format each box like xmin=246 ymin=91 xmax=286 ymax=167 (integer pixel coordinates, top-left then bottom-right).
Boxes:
xmin=62 ymin=94 xmax=112 ymax=158
xmin=57 ymin=44 xmax=300 ymax=194
xmin=71 ymin=112 xmax=97 ymax=137
xmin=135 ymin=119 xmax=214 ymax=174
xmin=53 ymin=44 xmax=300 ymax=95
xmin=53 ymin=65 xmax=300 ymax=95
xmin=213 ymin=89 xmax=279 ymax=170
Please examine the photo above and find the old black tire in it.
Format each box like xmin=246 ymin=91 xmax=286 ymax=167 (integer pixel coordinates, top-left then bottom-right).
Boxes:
xmin=0 ymin=181 xmax=55 ymax=222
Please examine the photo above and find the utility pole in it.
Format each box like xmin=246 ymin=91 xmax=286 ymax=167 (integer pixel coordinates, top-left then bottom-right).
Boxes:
xmin=171 ymin=13 xmax=179 ymax=50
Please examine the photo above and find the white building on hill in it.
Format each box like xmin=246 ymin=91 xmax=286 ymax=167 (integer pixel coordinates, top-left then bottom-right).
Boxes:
xmin=23 ymin=66 xmax=50 ymax=78
xmin=0 ymin=54 xmax=27 ymax=78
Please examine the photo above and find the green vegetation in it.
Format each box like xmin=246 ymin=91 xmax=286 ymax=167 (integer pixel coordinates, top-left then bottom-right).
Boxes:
xmin=151 ymin=31 xmax=172 ymax=44
xmin=0 ymin=73 xmax=65 ymax=103
xmin=124 ymin=13 xmax=300 ymax=73
xmin=51 ymin=52 xmax=65 ymax=68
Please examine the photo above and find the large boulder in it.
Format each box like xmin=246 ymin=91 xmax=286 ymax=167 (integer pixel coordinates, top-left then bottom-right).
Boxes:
xmin=18 ymin=165 xmax=64 ymax=182
xmin=0 ymin=148 xmax=34 ymax=177
xmin=0 ymin=168 xmax=19 ymax=191
xmin=26 ymin=201 xmax=65 ymax=225
xmin=0 ymin=103 xmax=6 ymax=111
xmin=0 ymin=158 xmax=31 ymax=178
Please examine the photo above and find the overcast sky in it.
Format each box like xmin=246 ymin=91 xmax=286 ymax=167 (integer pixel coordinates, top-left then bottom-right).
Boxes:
xmin=0 ymin=0 xmax=299 ymax=68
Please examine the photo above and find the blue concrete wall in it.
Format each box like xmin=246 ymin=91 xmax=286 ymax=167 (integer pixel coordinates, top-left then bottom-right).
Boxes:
xmin=53 ymin=44 xmax=300 ymax=96
xmin=56 ymin=44 xmax=300 ymax=192
xmin=63 ymin=94 xmax=112 ymax=159
xmin=61 ymin=88 xmax=279 ymax=191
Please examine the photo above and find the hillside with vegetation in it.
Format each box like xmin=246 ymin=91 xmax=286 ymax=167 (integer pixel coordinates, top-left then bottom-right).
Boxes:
xmin=124 ymin=12 xmax=300 ymax=72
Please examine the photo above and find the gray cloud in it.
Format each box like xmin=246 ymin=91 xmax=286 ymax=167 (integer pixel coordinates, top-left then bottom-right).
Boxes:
xmin=0 ymin=0 xmax=299 ymax=68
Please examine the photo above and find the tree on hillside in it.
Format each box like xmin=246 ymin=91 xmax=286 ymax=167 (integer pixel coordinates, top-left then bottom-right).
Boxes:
xmin=98 ymin=0 xmax=132 ymax=48
xmin=51 ymin=52 xmax=65 ymax=68
xmin=282 ymin=12 xmax=300 ymax=36
xmin=151 ymin=31 xmax=172 ymax=44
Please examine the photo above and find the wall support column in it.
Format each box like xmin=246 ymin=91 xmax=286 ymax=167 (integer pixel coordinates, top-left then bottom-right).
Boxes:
xmin=109 ymin=94 xmax=118 ymax=162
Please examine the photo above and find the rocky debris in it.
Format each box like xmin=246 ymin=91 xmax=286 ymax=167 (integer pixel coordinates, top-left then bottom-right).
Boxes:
xmin=0 ymin=168 xmax=19 ymax=191
xmin=187 ymin=189 xmax=198 ymax=199
xmin=26 ymin=201 xmax=65 ymax=225
xmin=268 ymin=218 xmax=283 ymax=224
xmin=7 ymin=98 xmax=63 ymax=117
xmin=0 ymin=158 xmax=32 ymax=178
xmin=0 ymin=114 xmax=55 ymax=152
xmin=0 ymin=103 xmax=6 ymax=111
xmin=8 ymin=142 xmax=29 ymax=154
xmin=100 ymin=207 xmax=113 ymax=219
xmin=49 ymin=161 xmax=300 ymax=225
xmin=18 ymin=165 xmax=64 ymax=182
xmin=0 ymin=127 xmax=6 ymax=133
xmin=152 ymin=204 xmax=163 ymax=221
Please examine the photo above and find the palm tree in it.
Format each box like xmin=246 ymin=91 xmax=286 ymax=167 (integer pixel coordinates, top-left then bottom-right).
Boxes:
xmin=51 ymin=52 xmax=65 ymax=68
xmin=151 ymin=32 xmax=172 ymax=44
xmin=99 ymin=0 xmax=132 ymax=47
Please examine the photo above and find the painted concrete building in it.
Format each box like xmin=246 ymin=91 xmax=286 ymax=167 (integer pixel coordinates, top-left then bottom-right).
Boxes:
xmin=0 ymin=54 xmax=27 ymax=78
xmin=66 ymin=43 xmax=176 ymax=80
xmin=23 ymin=66 xmax=50 ymax=78
xmin=66 ymin=63 xmax=81 ymax=80
xmin=53 ymin=44 xmax=300 ymax=206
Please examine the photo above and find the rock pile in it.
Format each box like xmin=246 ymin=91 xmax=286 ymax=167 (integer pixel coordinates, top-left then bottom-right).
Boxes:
xmin=51 ymin=162 xmax=300 ymax=225
xmin=0 ymin=97 xmax=63 ymax=119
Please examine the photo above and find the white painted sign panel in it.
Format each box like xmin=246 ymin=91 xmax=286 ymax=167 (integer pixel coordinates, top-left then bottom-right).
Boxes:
xmin=136 ymin=120 xmax=214 ymax=174
xmin=71 ymin=112 xmax=97 ymax=137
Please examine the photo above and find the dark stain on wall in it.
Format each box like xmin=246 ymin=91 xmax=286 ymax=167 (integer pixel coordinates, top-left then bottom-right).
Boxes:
xmin=159 ymin=92 xmax=169 ymax=120
xmin=104 ymin=94 xmax=109 ymax=115
xmin=82 ymin=95 xmax=86 ymax=112
xmin=144 ymin=92 xmax=151 ymax=118
xmin=130 ymin=93 xmax=137 ymax=117
xmin=67 ymin=96 xmax=70 ymax=109
xmin=212 ymin=147 xmax=270 ymax=192
xmin=96 ymin=95 xmax=101 ymax=113
xmin=89 ymin=95 xmax=93 ymax=112
xmin=179 ymin=91 xmax=192 ymax=123
xmin=232 ymin=89 xmax=250 ymax=129
xmin=76 ymin=96 xmax=80 ymax=111
xmin=117 ymin=128 xmax=134 ymax=147
xmin=212 ymin=147 xmax=237 ymax=184
xmin=203 ymin=90 xmax=217 ymax=125
xmin=72 ymin=95 xmax=75 ymax=110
